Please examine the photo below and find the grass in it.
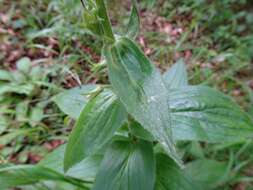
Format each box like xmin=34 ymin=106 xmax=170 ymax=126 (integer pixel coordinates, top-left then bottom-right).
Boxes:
xmin=0 ymin=0 xmax=253 ymax=189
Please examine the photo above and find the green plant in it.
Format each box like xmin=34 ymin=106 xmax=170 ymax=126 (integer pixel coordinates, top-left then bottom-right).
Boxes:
xmin=0 ymin=0 xmax=253 ymax=189
xmin=0 ymin=57 xmax=64 ymax=163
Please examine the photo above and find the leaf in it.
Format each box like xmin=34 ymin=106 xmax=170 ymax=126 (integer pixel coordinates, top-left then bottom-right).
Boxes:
xmin=0 ymin=83 xmax=35 ymax=95
xmin=53 ymin=85 xmax=97 ymax=119
xmin=155 ymin=154 xmax=200 ymax=190
xmin=21 ymin=181 xmax=79 ymax=190
xmin=0 ymin=70 xmax=12 ymax=81
xmin=0 ymin=116 xmax=7 ymax=134
xmin=146 ymin=0 xmax=156 ymax=8
xmin=0 ymin=165 xmax=86 ymax=190
xmin=16 ymin=57 xmax=32 ymax=73
xmin=92 ymin=140 xmax=155 ymax=190
xmin=16 ymin=101 xmax=29 ymax=122
xmin=170 ymin=86 xmax=253 ymax=142
xmin=64 ymin=89 xmax=127 ymax=171
xmin=126 ymin=0 xmax=140 ymax=39
xmin=30 ymin=106 xmax=44 ymax=123
xmin=129 ymin=120 xmax=154 ymax=141
xmin=40 ymin=144 xmax=102 ymax=182
xmin=184 ymin=159 xmax=228 ymax=189
xmin=39 ymin=145 xmax=66 ymax=173
xmin=81 ymin=0 xmax=115 ymax=42
xmin=104 ymin=37 xmax=181 ymax=166
xmin=163 ymin=59 xmax=188 ymax=88
xmin=55 ymin=84 xmax=253 ymax=143
xmin=0 ymin=129 xmax=36 ymax=145
xmin=30 ymin=66 xmax=44 ymax=81
xmin=66 ymin=155 xmax=102 ymax=182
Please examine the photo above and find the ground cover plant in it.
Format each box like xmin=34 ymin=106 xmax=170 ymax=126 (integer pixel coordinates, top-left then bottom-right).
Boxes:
xmin=0 ymin=0 xmax=253 ymax=189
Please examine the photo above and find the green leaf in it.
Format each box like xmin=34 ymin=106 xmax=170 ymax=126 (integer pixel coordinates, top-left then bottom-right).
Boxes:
xmin=0 ymin=70 xmax=12 ymax=81
xmin=64 ymin=89 xmax=127 ymax=171
xmin=0 ymin=83 xmax=35 ymax=95
xmin=129 ymin=120 xmax=154 ymax=141
xmin=104 ymin=37 xmax=182 ymax=166
xmin=30 ymin=106 xmax=44 ymax=123
xmin=0 ymin=165 xmax=86 ymax=190
xmin=155 ymin=153 xmax=200 ymax=190
xmin=93 ymin=140 xmax=155 ymax=190
xmin=56 ymin=84 xmax=253 ymax=143
xmin=39 ymin=145 xmax=66 ymax=173
xmin=66 ymin=155 xmax=102 ymax=182
xmin=0 ymin=116 xmax=7 ymax=134
xmin=83 ymin=9 xmax=103 ymax=37
xmin=16 ymin=101 xmax=28 ymax=122
xmin=30 ymin=66 xmax=43 ymax=81
xmin=163 ymin=59 xmax=188 ymax=88
xmin=82 ymin=0 xmax=115 ymax=42
xmin=126 ymin=0 xmax=140 ymax=39
xmin=184 ymin=159 xmax=228 ymax=189
xmin=21 ymin=181 xmax=80 ymax=190
xmin=53 ymin=85 xmax=97 ymax=119
xmin=170 ymin=86 xmax=253 ymax=142
xmin=0 ymin=129 xmax=36 ymax=145
xmin=40 ymin=145 xmax=102 ymax=182
xmin=16 ymin=57 xmax=32 ymax=73
xmin=145 ymin=0 xmax=156 ymax=8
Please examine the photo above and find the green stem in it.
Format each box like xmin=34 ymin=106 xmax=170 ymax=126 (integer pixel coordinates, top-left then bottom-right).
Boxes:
xmin=95 ymin=0 xmax=115 ymax=43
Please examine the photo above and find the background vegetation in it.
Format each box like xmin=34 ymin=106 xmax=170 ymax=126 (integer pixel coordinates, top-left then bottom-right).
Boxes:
xmin=0 ymin=0 xmax=252 ymax=189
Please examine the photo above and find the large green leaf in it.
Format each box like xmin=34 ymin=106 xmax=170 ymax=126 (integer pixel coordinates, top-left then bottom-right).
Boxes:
xmin=0 ymin=165 xmax=86 ymax=190
xmin=163 ymin=59 xmax=188 ymax=88
xmin=104 ymin=37 xmax=181 ymax=165
xmin=64 ymin=89 xmax=127 ymax=171
xmin=155 ymin=154 xmax=200 ymax=190
xmin=53 ymin=85 xmax=97 ymax=119
xmin=54 ymin=84 xmax=253 ymax=143
xmin=93 ymin=140 xmax=155 ymax=190
xmin=170 ymin=86 xmax=253 ymax=142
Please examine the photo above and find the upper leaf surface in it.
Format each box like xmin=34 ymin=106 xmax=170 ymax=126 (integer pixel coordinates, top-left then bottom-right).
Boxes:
xmin=64 ymin=89 xmax=127 ymax=171
xmin=104 ymin=37 xmax=181 ymax=166
xmin=170 ymin=86 xmax=253 ymax=142
xmin=163 ymin=59 xmax=188 ymax=88
xmin=93 ymin=140 xmax=155 ymax=190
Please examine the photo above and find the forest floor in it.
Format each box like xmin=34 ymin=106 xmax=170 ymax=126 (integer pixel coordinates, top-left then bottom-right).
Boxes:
xmin=0 ymin=0 xmax=253 ymax=189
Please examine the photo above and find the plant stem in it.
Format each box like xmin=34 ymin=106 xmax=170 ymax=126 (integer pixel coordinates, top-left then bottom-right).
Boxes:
xmin=95 ymin=0 xmax=115 ymax=42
